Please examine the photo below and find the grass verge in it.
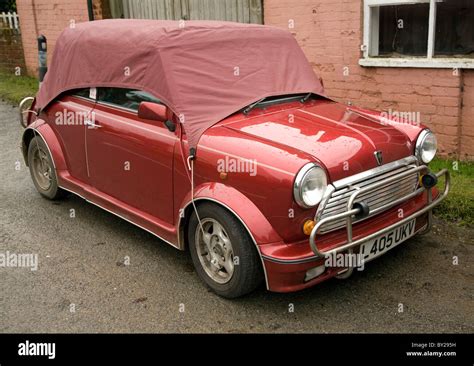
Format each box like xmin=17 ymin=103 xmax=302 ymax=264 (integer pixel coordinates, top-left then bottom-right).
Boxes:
xmin=430 ymin=158 xmax=474 ymax=226
xmin=0 ymin=69 xmax=38 ymax=105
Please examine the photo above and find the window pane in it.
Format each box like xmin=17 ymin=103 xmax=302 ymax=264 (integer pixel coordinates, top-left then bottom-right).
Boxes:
xmin=378 ymin=4 xmax=430 ymax=57
xmin=124 ymin=90 xmax=162 ymax=110
xmin=435 ymin=0 xmax=474 ymax=57
xmin=98 ymin=88 xmax=162 ymax=111
xmin=70 ymin=88 xmax=90 ymax=99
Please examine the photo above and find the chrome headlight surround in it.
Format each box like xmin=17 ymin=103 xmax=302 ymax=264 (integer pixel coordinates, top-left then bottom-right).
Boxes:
xmin=293 ymin=163 xmax=328 ymax=209
xmin=415 ymin=129 xmax=437 ymax=164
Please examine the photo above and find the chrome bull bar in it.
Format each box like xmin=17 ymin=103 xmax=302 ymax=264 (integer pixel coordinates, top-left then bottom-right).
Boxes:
xmin=309 ymin=166 xmax=450 ymax=259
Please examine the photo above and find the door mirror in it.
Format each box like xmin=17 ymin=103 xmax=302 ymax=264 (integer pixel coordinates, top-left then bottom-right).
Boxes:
xmin=138 ymin=102 xmax=168 ymax=122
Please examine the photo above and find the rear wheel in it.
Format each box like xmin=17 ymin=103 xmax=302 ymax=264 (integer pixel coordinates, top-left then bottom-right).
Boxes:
xmin=188 ymin=203 xmax=263 ymax=298
xmin=27 ymin=136 xmax=66 ymax=200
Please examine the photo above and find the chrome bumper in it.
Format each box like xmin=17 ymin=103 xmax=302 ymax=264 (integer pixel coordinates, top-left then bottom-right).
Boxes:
xmin=309 ymin=166 xmax=450 ymax=258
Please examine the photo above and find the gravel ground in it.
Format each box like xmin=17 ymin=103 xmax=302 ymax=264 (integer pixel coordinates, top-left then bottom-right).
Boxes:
xmin=1 ymin=100 xmax=473 ymax=333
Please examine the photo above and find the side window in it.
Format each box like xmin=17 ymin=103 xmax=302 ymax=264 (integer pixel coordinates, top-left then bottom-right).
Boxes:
xmin=97 ymin=88 xmax=162 ymax=111
xmin=69 ymin=88 xmax=91 ymax=99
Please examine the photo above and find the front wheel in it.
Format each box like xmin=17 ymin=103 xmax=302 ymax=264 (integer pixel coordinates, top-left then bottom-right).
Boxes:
xmin=188 ymin=203 xmax=263 ymax=298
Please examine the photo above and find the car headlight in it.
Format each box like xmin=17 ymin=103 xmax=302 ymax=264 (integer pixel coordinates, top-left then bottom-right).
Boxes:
xmin=415 ymin=130 xmax=437 ymax=164
xmin=293 ymin=163 xmax=327 ymax=208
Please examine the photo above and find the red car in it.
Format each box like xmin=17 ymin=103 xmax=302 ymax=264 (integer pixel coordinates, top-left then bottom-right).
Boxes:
xmin=20 ymin=20 xmax=449 ymax=298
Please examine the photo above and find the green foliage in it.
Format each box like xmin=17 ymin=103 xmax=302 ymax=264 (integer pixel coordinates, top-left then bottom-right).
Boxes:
xmin=0 ymin=69 xmax=38 ymax=104
xmin=0 ymin=0 xmax=17 ymax=13
xmin=429 ymin=158 xmax=474 ymax=226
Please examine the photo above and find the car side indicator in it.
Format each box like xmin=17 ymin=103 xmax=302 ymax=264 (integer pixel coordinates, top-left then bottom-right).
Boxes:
xmin=374 ymin=150 xmax=383 ymax=166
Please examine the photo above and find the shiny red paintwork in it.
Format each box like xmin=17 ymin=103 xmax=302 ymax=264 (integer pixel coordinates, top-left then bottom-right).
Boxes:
xmin=24 ymin=94 xmax=428 ymax=292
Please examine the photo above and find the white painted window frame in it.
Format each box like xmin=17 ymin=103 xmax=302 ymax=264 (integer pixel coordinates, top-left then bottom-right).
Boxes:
xmin=360 ymin=0 xmax=474 ymax=69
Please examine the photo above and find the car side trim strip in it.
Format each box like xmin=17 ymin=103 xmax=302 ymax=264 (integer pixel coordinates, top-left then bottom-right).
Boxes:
xmin=261 ymin=254 xmax=321 ymax=264
xmin=58 ymin=185 xmax=180 ymax=249
xmin=26 ymin=125 xmax=181 ymax=250
xmin=29 ymin=127 xmax=269 ymax=289
xmin=25 ymin=128 xmax=176 ymax=250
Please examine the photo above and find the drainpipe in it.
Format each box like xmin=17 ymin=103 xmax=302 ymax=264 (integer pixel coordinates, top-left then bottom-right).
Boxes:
xmin=87 ymin=0 xmax=94 ymax=21
xmin=457 ymin=70 xmax=464 ymax=159
xmin=31 ymin=0 xmax=39 ymax=35
xmin=37 ymin=35 xmax=47 ymax=85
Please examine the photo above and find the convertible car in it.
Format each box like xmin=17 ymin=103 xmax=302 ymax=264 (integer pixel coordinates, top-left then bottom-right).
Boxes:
xmin=19 ymin=20 xmax=449 ymax=298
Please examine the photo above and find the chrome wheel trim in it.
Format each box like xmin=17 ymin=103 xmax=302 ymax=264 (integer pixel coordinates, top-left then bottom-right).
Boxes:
xmin=32 ymin=147 xmax=52 ymax=191
xmin=195 ymin=218 xmax=234 ymax=284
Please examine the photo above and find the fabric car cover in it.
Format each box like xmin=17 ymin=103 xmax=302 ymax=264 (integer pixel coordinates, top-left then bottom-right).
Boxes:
xmin=35 ymin=19 xmax=324 ymax=150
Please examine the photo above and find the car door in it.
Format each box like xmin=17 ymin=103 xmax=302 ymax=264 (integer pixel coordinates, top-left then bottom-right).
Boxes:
xmin=46 ymin=88 xmax=96 ymax=184
xmin=85 ymin=87 xmax=177 ymax=224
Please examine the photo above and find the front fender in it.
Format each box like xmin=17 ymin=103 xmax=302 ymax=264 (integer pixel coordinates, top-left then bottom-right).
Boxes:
xmin=177 ymin=182 xmax=282 ymax=249
xmin=22 ymin=119 xmax=67 ymax=171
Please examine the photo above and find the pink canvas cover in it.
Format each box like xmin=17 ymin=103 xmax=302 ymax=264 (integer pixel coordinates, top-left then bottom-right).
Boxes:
xmin=36 ymin=19 xmax=324 ymax=149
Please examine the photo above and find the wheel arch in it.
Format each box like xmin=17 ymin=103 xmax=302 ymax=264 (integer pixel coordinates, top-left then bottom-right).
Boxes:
xmin=21 ymin=128 xmax=35 ymax=166
xmin=179 ymin=197 xmax=273 ymax=290
xmin=177 ymin=183 xmax=282 ymax=250
xmin=177 ymin=183 xmax=283 ymax=290
xmin=179 ymin=198 xmax=261 ymax=250
xmin=21 ymin=120 xmax=67 ymax=170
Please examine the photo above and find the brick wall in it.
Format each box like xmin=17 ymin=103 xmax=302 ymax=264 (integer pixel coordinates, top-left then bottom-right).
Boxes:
xmin=0 ymin=22 xmax=26 ymax=73
xmin=264 ymin=0 xmax=473 ymax=160
xmin=13 ymin=0 xmax=473 ymax=159
xmin=16 ymin=0 xmax=89 ymax=77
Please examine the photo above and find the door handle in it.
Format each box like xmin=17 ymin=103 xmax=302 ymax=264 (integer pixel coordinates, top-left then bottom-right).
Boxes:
xmin=84 ymin=119 xmax=102 ymax=129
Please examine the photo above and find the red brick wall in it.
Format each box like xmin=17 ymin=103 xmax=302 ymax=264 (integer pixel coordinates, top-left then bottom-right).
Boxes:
xmin=264 ymin=0 xmax=473 ymax=160
xmin=16 ymin=0 xmax=89 ymax=77
xmin=13 ymin=0 xmax=473 ymax=159
xmin=0 ymin=22 xmax=26 ymax=73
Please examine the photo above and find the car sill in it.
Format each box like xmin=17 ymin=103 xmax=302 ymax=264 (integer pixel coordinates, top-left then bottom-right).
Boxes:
xmin=58 ymin=185 xmax=179 ymax=249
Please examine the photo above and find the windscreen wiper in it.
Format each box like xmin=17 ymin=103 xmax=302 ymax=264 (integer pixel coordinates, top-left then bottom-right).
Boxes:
xmin=243 ymin=97 xmax=266 ymax=115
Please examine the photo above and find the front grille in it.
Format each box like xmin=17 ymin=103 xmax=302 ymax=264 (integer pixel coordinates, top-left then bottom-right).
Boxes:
xmin=317 ymin=157 xmax=420 ymax=233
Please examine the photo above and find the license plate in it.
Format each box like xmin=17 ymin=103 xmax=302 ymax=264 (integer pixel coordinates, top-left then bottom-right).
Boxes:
xmin=360 ymin=220 xmax=416 ymax=262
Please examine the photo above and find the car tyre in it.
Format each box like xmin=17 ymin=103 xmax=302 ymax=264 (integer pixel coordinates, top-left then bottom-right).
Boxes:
xmin=188 ymin=202 xmax=263 ymax=298
xmin=27 ymin=136 xmax=67 ymax=200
